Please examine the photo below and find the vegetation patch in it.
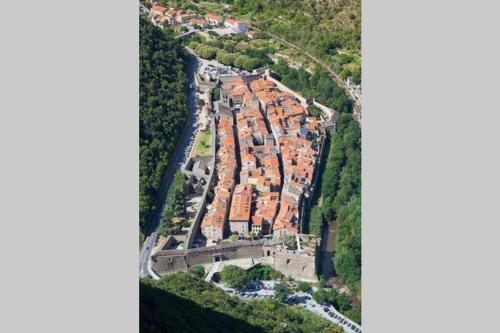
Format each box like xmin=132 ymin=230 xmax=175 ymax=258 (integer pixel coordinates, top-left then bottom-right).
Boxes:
xmin=139 ymin=17 xmax=188 ymax=233
xmin=140 ymin=273 xmax=344 ymax=333
xmin=192 ymin=129 xmax=212 ymax=157
xmin=158 ymin=171 xmax=189 ymax=236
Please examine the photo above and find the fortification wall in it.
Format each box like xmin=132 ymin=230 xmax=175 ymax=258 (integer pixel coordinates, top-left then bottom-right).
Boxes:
xmin=273 ymin=248 xmax=318 ymax=282
xmin=185 ymin=121 xmax=217 ymax=249
xmin=152 ymin=240 xmax=268 ymax=276
xmin=151 ymin=250 xmax=188 ymax=274
xmin=152 ymin=239 xmax=318 ymax=282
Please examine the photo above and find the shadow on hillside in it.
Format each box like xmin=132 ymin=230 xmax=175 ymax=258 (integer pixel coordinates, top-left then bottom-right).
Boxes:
xmin=140 ymin=282 xmax=265 ymax=333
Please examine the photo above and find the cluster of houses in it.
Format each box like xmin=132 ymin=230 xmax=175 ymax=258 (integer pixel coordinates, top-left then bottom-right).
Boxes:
xmin=200 ymin=74 xmax=321 ymax=244
xmin=200 ymin=114 xmax=237 ymax=243
xmin=251 ymin=78 xmax=320 ymax=238
xmin=150 ymin=3 xmax=248 ymax=34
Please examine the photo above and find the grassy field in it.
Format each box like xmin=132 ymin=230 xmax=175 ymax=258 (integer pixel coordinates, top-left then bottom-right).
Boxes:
xmin=192 ymin=129 xmax=212 ymax=157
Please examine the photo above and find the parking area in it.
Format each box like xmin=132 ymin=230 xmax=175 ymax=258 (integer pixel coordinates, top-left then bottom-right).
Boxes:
xmin=215 ymin=281 xmax=361 ymax=333
xmin=197 ymin=57 xmax=250 ymax=80
xmin=207 ymin=26 xmax=237 ymax=37
xmin=293 ymin=294 xmax=362 ymax=333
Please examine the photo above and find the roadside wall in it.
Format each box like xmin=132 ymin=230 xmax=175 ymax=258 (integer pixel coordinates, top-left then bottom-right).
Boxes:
xmin=185 ymin=120 xmax=217 ymax=249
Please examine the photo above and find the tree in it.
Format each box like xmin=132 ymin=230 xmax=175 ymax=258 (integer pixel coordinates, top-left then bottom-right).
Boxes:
xmin=297 ymin=281 xmax=312 ymax=292
xmin=340 ymin=68 xmax=352 ymax=81
xmin=351 ymin=66 xmax=361 ymax=85
xmin=140 ymin=272 xmax=344 ymax=333
xmin=139 ymin=17 xmax=188 ymax=233
xmin=166 ymin=171 xmax=186 ymax=217
xmin=158 ymin=208 xmax=174 ymax=236
xmin=247 ymin=264 xmax=283 ymax=281
xmin=211 ymin=87 xmax=221 ymax=101
xmin=220 ymin=265 xmax=249 ymax=289
xmin=308 ymin=205 xmax=323 ymax=236
xmin=335 ymin=293 xmax=351 ymax=312
xmin=282 ymin=233 xmax=297 ymax=249
xmin=312 ymin=289 xmax=327 ymax=304
xmin=233 ymin=55 xmax=249 ymax=69
xmin=345 ymin=305 xmax=361 ymax=325
xmin=188 ymin=266 xmax=206 ymax=279
xmin=307 ymin=104 xmax=323 ymax=119
xmin=273 ymin=282 xmax=290 ymax=303
xmin=318 ymin=276 xmax=327 ymax=289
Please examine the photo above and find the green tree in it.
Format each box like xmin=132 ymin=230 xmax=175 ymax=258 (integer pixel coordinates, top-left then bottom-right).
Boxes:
xmin=307 ymin=104 xmax=323 ymax=119
xmin=345 ymin=305 xmax=361 ymax=325
xmin=312 ymin=289 xmax=327 ymax=304
xmin=351 ymin=66 xmax=361 ymax=85
xmin=211 ymin=87 xmax=221 ymax=101
xmin=318 ymin=276 xmax=327 ymax=289
xmin=340 ymin=68 xmax=352 ymax=81
xmin=247 ymin=264 xmax=283 ymax=281
xmin=335 ymin=292 xmax=351 ymax=312
xmin=297 ymin=281 xmax=312 ymax=292
xmin=140 ymin=273 xmax=344 ymax=332
xmin=139 ymin=17 xmax=188 ymax=233
xmin=273 ymin=282 xmax=290 ymax=303
xmin=282 ymin=233 xmax=297 ymax=249
xmin=220 ymin=265 xmax=249 ymax=289
xmin=188 ymin=266 xmax=206 ymax=279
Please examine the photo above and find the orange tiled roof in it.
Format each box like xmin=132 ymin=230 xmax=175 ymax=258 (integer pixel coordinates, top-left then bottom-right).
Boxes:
xmin=229 ymin=184 xmax=252 ymax=222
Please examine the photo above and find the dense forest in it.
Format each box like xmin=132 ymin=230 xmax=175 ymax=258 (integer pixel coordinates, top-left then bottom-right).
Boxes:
xmin=139 ymin=17 xmax=189 ymax=236
xmin=309 ymin=114 xmax=361 ymax=297
xmin=272 ymin=59 xmax=352 ymax=113
xmin=140 ymin=273 xmax=344 ymax=333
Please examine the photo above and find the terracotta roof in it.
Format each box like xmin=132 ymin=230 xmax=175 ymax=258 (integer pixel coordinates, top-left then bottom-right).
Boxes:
xmin=206 ymin=13 xmax=223 ymax=21
xmin=152 ymin=3 xmax=167 ymax=13
xmin=229 ymin=184 xmax=252 ymax=222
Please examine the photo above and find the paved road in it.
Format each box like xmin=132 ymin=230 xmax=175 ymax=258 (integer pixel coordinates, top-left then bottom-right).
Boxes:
xmin=175 ymin=26 xmax=195 ymax=40
xmin=215 ymin=281 xmax=361 ymax=333
xmin=139 ymin=54 xmax=202 ymax=278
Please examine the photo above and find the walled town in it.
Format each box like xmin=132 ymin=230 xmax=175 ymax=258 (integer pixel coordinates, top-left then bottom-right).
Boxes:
xmin=144 ymin=2 xmax=338 ymax=283
xmin=200 ymin=75 xmax=321 ymax=243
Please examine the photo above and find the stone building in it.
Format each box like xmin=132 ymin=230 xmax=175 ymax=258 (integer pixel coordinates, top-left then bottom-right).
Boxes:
xmin=228 ymin=184 xmax=252 ymax=237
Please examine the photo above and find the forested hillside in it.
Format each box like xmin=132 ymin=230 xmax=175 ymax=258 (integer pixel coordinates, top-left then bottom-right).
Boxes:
xmin=309 ymin=114 xmax=361 ymax=297
xmin=140 ymin=273 xmax=344 ymax=333
xmin=195 ymin=0 xmax=361 ymax=82
xmin=139 ymin=17 xmax=189 ymax=235
xmin=271 ymin=59 xmax=352 ymax=113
